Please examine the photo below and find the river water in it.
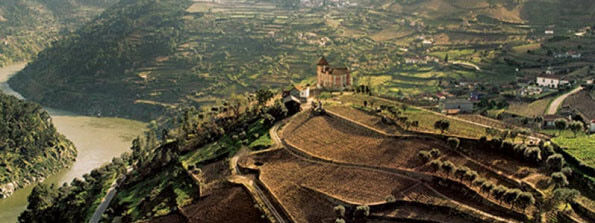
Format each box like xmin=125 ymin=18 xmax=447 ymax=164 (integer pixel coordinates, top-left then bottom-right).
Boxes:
xmin=0 ymin=63 xmax=147 ymax=223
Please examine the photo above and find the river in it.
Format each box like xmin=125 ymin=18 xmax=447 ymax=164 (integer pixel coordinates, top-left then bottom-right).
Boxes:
xmin=0 ymin=63 xmax=147 ymax=223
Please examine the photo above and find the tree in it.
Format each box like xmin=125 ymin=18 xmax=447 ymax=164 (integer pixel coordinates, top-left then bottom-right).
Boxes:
xmin=491 ymin=185 xmax=507 ymax=204
xmin=523 ymin=147 xmax=542 ymax=163
xmin=480 ymin=181 xmax=495 ymax=195
xmin=546 ymin=154 xmax=565 ymax=171
xmin=333 ymin=205 xmax=345 ymax=218
xmin=447 ymin=137 xmax=460 ymax=150
xmin=568 ymin=121 xmax=584 ymax=137
xmin=411 ymin=120 xmax=419 ymax=129
xmin=554 ymin=119 xmax=568 ymax=136
xmin=429 ymin=148 xmax=441 ymax=158
xmin=552 ymin=188 xmax=580 ymax=210
xmin=434 ymin=120 xmax=450 ymax=134
xmin=503 ymin=189 xmax=521 ymax=208
xmin=454 ymin=167 xmax=467 ymax=181
xmin=550 ymin=172 xmax=569 ymax=188
xmin=516 ymin=192 xmax=535 ymax=212
xmin=255 ymin=89 xmax=274 ymax=108
xmin=440 ymin=161 xmax=455 ymax=177
xmin=229 ymin=93 xmax=248 ymax=117
xmin=354 ymin=205 xmax=370 ymax=218
xmin=417 ymin=150 xmax=432 ymax=163
xmin=429 ymin=160 xmax=442 ymax=172
xmin=444 ymin=53 xmax=449 ymax=63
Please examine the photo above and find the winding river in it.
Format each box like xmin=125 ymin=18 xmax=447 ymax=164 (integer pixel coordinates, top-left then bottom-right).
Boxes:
xmin=0 ymin=63 xmax=147 ymax=223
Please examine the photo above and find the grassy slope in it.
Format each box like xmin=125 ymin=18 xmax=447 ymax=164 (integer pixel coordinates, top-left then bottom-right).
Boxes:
xmin=551 ymin=131 xmax=595 ymax=167
xmin=0 ymin=0 xmax=118 ymax=66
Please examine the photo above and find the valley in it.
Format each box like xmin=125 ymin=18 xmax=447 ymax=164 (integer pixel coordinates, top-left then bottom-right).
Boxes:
xmin=0 ymin=64 xmax=147 ymax=223
xmin=0 ymin=0 xmax=592 ymax=222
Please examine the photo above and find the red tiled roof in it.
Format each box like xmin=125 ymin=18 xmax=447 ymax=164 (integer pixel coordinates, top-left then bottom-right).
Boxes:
xmin=330 ymin=68 xmax=349 ymax=75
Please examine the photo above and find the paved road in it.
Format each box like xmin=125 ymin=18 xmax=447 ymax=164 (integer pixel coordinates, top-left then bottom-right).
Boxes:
xmin=546 ymin=86 xmax=583 ymax=115
xmin=89 ymin=169 xmax=130 ymax=223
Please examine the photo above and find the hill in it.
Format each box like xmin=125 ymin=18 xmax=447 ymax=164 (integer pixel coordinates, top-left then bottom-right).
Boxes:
xmin=0 ymin=92 xmax=77 ymax=198
xmin=0 ymin=0 xmax=118 ymax=67
xmin=8 ymin=0 xmax=595 ymax=122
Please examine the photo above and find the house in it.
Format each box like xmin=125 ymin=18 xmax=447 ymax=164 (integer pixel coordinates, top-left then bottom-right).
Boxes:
xmin=283 ymin=85 xmax=310 ymax=102
xmin=590 ymin=120 xmax=595 ymax=133
xmin=520 ymin=86 xmax=543 ymax=96
xmin=545 ymin=30 xmax=554 ymax=35
xmin=537 ymin=76 xmax=561 ymax=88
xmin=440 ymin=99 xmax=474 ymax=114
xmin=316 ymin=57 xmax=352 ymax=90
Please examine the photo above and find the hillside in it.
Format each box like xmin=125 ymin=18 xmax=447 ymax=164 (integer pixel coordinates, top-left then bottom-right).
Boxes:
xmin=0 ymin=92 xmax=77 ymax=198
xmin=8 ymin=0 xmax=594 ymax=121
xmin=0 ymin=0 xmax=118 ymax=67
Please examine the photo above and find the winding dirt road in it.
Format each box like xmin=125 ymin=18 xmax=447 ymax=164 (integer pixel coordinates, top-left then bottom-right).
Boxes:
xmin=546 ymin=87 xmax=583 ymax=115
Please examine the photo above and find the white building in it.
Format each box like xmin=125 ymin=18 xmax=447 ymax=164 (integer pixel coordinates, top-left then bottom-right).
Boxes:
xmin=545 ymin=30 xmax=554 ymax=35
xmin=537 ymin=76 xmax=561 ymax=88
xmin=590 ymin=120 xmax=595 ymax=133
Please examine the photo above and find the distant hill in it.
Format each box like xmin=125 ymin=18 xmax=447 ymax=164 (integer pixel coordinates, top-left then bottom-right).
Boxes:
xmin=8 ymin=0 xmax=595 ymax=121
xmin=0 ymin=0 xmax=118 ymax=66
xmin=0 ymin=92 xmax=76 ymax=198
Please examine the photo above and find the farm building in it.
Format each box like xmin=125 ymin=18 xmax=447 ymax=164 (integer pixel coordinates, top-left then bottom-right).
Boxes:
xmin=440 ymin=99 xmax=473 ymax=114
xmin=537 ymin=76 xmax=569 ymax=88
xmin=283 ymin=85 xmax=310 ymax=102
xmin=316 ymin=57 xmax=352 ymax=90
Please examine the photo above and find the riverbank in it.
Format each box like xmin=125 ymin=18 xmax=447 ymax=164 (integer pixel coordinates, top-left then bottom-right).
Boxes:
xmin=0 ymin=64 xmax=147 ymax=223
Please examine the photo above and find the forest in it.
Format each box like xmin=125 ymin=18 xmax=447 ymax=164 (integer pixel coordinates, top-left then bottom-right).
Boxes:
xmin=0 ymin=92 xmax=76 ymax=198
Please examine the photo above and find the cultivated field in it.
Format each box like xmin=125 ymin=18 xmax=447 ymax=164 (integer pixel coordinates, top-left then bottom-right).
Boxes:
xmin=242 ymin=149 xmax=418 ymax=222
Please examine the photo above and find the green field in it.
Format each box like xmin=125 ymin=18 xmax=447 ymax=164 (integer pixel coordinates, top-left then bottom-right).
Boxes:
xmin=551 ymin=131 xmax=595 ymax=168
xmin=339 ymin=94 xmax=489 ymax=138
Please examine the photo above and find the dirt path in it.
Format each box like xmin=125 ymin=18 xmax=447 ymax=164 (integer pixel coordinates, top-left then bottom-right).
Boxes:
xmin=228 ymin=121 xmax=289 ymax=223
xmin=546 ymin=87 xmax=583 ymax=115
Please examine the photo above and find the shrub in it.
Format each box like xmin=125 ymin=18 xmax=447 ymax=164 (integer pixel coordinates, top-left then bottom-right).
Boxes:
xmin=447 ymin=137 xmax=460 ymax=150
xmin=552 ymin=188 xmax=580 ymax=210
xmin=480 ymin=181 xmax=495 ymax=195
xmin=546 ymin=154 xmax=565 ymax=171
xmin=333 ymin=205 xmax=345 ymax=217
xmin=335 ymin=219 xmax=346 ymax=223
xmin=417 ymin=151 xmax=432 ymax=163
xmin=429 ymin=148 xmax=441 ymax=158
